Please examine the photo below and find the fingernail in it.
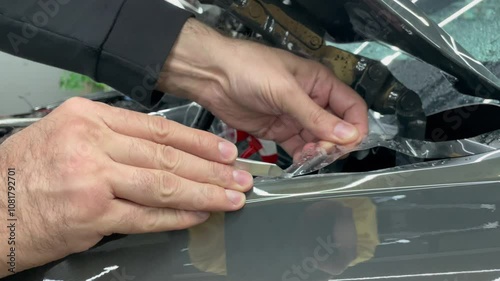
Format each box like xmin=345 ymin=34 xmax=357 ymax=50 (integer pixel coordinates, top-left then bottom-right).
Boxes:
xmin=333 ymin=122 xmax=358 ymax=141
xmin=219 ymin=142 xmax=237 ymax=161
xmin=318 ymin=141 xmax=336 ymax=153
xmin=233 ymin=170 xmax=253 ymax=188
xmin=225 ymin=189 xmax=245 ymax=205
xmin=195 ymin=211 xmax=210 ymax=220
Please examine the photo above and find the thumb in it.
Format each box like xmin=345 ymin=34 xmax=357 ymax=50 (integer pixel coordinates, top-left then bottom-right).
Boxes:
xmin=284 ymin=91 xmax=359 ymax=144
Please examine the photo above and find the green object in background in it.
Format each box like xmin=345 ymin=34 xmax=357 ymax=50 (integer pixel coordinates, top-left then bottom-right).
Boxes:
xmin=59 ymin=72 xmax=112 ymax=93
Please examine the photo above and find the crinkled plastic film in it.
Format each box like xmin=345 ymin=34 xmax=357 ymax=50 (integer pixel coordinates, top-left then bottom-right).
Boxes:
xmin=149 ymin=102 xmax=202 ymax=126
xmin=150 ymin=102 xmax=237 ymax=142
xmin=423 ymin=92 xmax=500 ymax=116
xmin=285 ymin=110 xmax=498 ymax=177
xmin=148 ymin=104 xmax=499 ymax=177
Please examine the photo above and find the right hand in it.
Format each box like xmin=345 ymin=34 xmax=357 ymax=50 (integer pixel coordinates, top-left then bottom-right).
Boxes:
xmin=0 ymin=97 xmax=253 ymax=276
xmin=160 ymin=19 xmax=368 ymax=160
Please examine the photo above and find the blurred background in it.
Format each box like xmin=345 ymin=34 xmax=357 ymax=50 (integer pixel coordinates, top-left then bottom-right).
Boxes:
xmin=0 ymin=52 xmax=111 ymax=116
xmin=0 ymin=0 xmax=498 ymax=116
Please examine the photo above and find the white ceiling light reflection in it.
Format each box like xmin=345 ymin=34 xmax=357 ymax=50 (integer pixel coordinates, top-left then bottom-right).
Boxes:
xmin=394 ymin=0 xmax=429 ymax=26
xmin=439 ymin=0 xmax=484 ymax=27
xmin=381 ymin=52 xmax=402 ymax=66
xmin=164 ymin=0 xmax=184 ymax=9
xmin=379 ymin=0 xmax=484 ymax=66
xmin=164 ymin=0 xmax=203 ymax=13
xmin=85 ymin=266 xmax=119 ymax=281
xmin=354 ymin=42 xmax=370 ymax=55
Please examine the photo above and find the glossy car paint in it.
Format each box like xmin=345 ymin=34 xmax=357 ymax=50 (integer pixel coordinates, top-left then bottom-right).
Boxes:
xmin=4 ymin=151 xmax=499 ymax=281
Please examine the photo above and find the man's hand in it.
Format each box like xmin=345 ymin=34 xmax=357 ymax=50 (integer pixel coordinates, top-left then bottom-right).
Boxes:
xmin=159 ymin=19 xmax=369 ymax=159
xmin=0 ymin=97 xmax=253 ymax=276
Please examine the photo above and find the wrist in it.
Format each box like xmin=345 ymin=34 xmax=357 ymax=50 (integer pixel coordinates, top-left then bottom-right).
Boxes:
xmin=158 ymin=18 xmax=232 ymax=105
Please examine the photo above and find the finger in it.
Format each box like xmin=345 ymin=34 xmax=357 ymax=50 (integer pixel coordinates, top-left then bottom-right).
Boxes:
xmin=94 ymin=103 xmax=238 ymax=164
xmin=292 ymin=142 xmax=319 ymax=163
xmin=283 ymin=87 xmax=360 ymax=145
xmin=299 ymin=129 xmax=318 ymax=144
xmin=103 ymin=134 xmax=253 ymax=191
xmin=325 ymin=74 xmax=369 ymax=139
xmin=108 ymin=163 xmax=246 ymax=211
xmin=279 ymin=134 xmax=307 ymax=157
xmin=291 ymin=59 xmax=369 ymax=142
xmin=342 ymin=102 xmax=369 ymax=142
xmin=102 ymin=199 xmax=211 ymax=234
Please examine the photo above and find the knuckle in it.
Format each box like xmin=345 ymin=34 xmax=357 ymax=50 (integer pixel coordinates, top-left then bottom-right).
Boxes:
xmin=211 ymin=163 xmax=233 ymax=186
xmin=85 ymin=124 xmax=105 ymax=144
xmin=93 ymin=100 xmax=113 ymax=111
xmin=192 ymin=131 xmax=213 ymax=150
xmin=77 ymin=186 xmax=110 ymax=218
xmin=309 ymin=108 xmax=325 ymax=126
xmin=126 ymin=137 xmax=140 ymax=158
xmin=133 ymin=169 xmax=156 ymax=189
xmin=158 ymin=173 xmax=180 ymax=203
xmin=142 ymin=210 xmax=162 ymax=232
xmin=59 ymin=97 xmax=93 ymax=112
xmin=172 ymin=210 xmax=195 ymax=230
xmin=194 ymin=185 xmax=214 ymax=210
xmin=59 ymin=180 xmax=112 ymax=230
xmin=66 ymin=118 xmax=91 ymax=132
xmin=57 ymin=143 xmax=102 ymax=180
xmin=148 ymin=116 xmax=172 ymax=142
xmin=158 ymin=146 xmax=181 ymax=172
xmin=61 ymin=118 xmax=101 ymax=143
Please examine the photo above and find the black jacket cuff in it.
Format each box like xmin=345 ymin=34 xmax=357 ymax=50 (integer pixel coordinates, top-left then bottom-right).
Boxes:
xmin=97 ymin=0 xmax=193 ymax=108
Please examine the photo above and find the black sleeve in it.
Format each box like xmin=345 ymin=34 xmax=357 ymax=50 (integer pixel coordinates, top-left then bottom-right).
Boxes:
xmin=0 ymin=0 xmax=193 ymax=108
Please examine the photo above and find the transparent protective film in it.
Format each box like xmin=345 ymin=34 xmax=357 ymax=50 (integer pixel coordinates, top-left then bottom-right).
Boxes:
xmin=149 ymin=102 xmax=237 ymax=143
xmin=149 ymin=102 xmax=202 ymax=126
xmin=285 ymin=110 xmax=498 ymax=177
xmin=149 ymin=103 xmax=499 ymax=178
xmin=423 ymin=91 xmax=500 ymax=116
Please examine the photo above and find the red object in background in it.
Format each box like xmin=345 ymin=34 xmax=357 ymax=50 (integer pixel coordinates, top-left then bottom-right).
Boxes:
xmin=237 ymin=131 xmax=278 ymax=164
xmin=236 ymin=131 xmax=250 ymax=142
xmin=240 ymin=135 xmax=263 ymax=158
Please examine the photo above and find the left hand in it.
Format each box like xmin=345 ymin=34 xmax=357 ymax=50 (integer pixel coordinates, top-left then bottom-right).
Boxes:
xmin=159 ymin=19 xmax=368 ymax=159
